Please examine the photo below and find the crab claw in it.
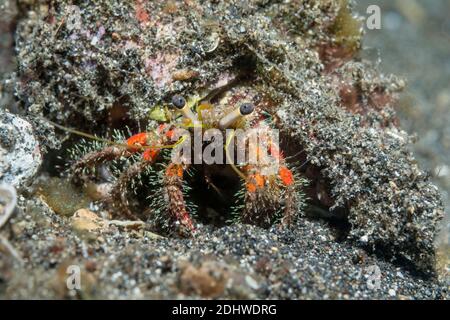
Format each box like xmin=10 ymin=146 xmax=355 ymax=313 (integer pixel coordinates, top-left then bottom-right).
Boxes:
xmin=126 ymin=132 xmax=150 ymax=150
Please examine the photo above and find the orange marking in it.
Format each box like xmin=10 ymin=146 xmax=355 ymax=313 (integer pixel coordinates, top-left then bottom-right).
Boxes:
xmin=166 ymin=164 xmax=183 ymax=178
xmin=246 ymin=182 xmax=257 ymax=193
xmin=165 ymin=129 xmax=175 ymax=140
xmin=279 ymin=166 xmax=294 ymax=186
xmin=246 ymin=173 xmax=265 ymax=192
xmin=143 ymin=149 xmax=159 ymax=161
xmin=176 ymin=166 xmax=183 ymax=177
xmin=127 ymin=132 xmax=149 ymax=150
xmin=254 ymin=173 xmax=265 ymax=188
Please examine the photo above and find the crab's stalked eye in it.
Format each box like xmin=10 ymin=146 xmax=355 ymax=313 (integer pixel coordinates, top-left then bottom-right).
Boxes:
xmin=172 ymin=95 xmax=186 ymax=109
xmin=172 ymin=94 xmax=199 ymax=124
xmin=239 ymin=103 xmax=254 ymax=115
xmin=219 ymin=102 xmax=255 ymax=129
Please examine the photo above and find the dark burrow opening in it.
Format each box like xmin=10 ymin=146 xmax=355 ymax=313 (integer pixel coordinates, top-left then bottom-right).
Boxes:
xmin=185 ymin=164 xmax=243 ymax=227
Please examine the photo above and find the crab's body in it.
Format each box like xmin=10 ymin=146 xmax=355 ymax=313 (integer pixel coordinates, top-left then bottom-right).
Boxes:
xmin=70 ymin=91 xmax=305 ymax=236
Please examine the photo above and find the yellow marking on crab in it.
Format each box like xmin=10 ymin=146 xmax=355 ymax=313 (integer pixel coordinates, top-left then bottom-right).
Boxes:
xmin=148 ymin=134 xmax=187 ymax=150
xmin=178 ymin=121 xmax=206 ymax=129
xmin=196 ymin=102 xmax=213 ymax=122
xmin=149 ymin=105 xmax=168 ymax=122
xmin=149 ymin=93 xmax=202 ymax=123
xmin=186 ymin=93 xmax=201 ymax=109
xmin=225 ymin=129 xmax=247 ymax=181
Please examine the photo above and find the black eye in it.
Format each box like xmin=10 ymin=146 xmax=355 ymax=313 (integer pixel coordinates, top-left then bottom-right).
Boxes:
xmin=239 ymin=103 xmax=254 ymax=115
xmin=172 ymin=95 xmax=186 ymax=109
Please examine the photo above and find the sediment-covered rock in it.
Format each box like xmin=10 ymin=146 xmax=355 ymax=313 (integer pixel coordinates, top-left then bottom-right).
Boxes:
xmin=0 ymin=110 xmax=42 ymax=189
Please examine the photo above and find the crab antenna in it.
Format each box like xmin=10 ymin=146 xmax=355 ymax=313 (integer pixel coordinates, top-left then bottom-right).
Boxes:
xmin=218 ymin=103 xmax=254 ymax=129
xmin=172 ymin=95 xmax=199 ymax=125
xmin=37 ymin=116 xmax=184 ymax=151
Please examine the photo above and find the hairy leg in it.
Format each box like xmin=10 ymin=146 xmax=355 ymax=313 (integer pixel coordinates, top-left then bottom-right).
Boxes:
xmin=71 ymin=146 xmax=132 ymax=185
xmin=241 ymin=163 xmax=297 ymax=227
xmin=108 ymin=160 xmax=152 ymax=220
xmin=163 ymin=163 xmax=195 ymax=236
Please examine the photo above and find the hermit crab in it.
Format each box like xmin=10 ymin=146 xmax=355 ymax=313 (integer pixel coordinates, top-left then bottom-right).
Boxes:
xmin=63 ymin=89 xmax=306 ymax=237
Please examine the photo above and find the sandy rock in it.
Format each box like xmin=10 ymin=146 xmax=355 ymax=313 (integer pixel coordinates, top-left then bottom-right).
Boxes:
xmin=71 ymin=208 xmax=148 ymax=236
xmin=178 ymin=260 xmax=228 ymax=298
xmin=71 ymin=209 xmax=105 ymax=233
xmin=178 ymin=258 xmax=261 ymax=299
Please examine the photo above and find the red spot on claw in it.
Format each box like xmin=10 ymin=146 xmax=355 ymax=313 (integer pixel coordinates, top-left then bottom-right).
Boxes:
xmin=279 ymin=166 xmax=294 ymax=186
xmin=143 ymin=149 xmax=159 ymax=161
xmin=127 ymin=132 xmax=148 ymax=150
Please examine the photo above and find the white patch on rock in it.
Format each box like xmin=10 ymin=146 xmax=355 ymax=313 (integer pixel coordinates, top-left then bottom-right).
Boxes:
xmin=0 ymin=111 xmax=42 ymax=189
